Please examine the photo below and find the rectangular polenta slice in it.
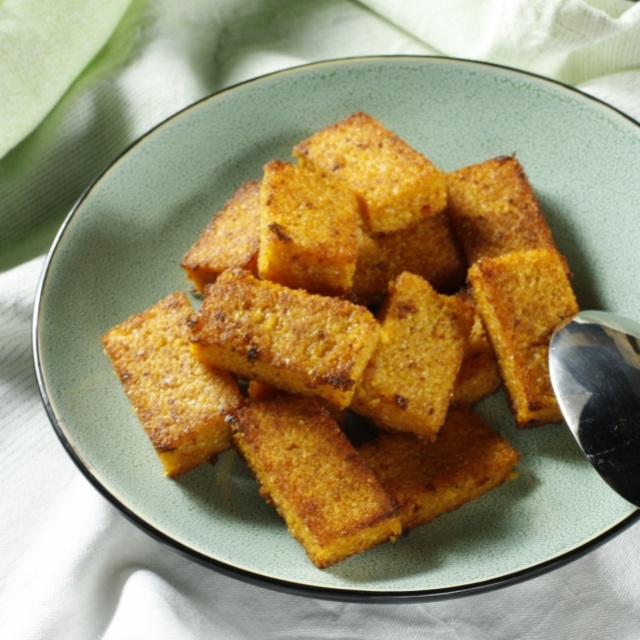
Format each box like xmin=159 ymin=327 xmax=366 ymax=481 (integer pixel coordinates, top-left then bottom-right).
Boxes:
xmin=358 ymin=410 xmax=520 ymax=532
xmin=446 ymin=155 xmax=557 ymax=265
xmin=468 ymin=248 xmax=579 ymax=427
xmin=101 ymin=291 xmax=244 ymax=477
xmin=451 ymin=290 xmax=502 ymax=406
xmin=230 ymin=395 xmax=402 ymax=568
xmin=293 ymin=111 xmax=447 ymax=234
xmin=350 ymin=210 xmax=467 ymax=306
xmin=258 ymin=160 xmax=361 ymax=296
xmin=190 ymin=268 xmax=380 ymax=408
xmin=351 ymin=271 xmax=466 ymax=440
xmin=181 ymin=180 xmax=261 ymax=292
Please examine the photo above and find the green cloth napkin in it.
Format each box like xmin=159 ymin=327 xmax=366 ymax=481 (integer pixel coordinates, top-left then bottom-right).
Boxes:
xmin=0 ymin=0 xmax=133 ymax=159
xmin=0 ymin=0 xmax=137 ymax=268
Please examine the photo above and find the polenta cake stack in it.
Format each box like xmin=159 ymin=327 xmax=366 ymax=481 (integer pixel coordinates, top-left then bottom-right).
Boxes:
xmin=102 ymin=111 xmax=579 ymax=568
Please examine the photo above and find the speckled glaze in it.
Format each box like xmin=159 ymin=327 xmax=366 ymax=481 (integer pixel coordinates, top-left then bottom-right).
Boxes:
xmin=34 ymin=57 xmax=640 ymax=602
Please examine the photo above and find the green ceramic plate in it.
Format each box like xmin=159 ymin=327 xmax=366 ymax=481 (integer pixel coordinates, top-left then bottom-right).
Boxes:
xmin=34 ymin=56 xmax=640 ymax=602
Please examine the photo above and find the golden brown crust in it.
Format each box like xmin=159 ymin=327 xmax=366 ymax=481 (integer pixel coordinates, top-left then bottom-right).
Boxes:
xmin=258 ymin=160 xmax=361 ymax=295
xmin=351 ymin=271 xmax=466 ymax=440
xmin=358 ymin=409 xmax=520 ymax=531
xmin=293 ymin=111 xmax=447 ymax=234
xmin=350 ymin=210 xmax=467 ymax=306
xmin=450 ymin=289 xmax=502 ymax=406
xmin=181 ymin=180 xmax=261 ymax=291
xmin=446 ymin=155 xmax=557 ymax=265
xmin=101 ymin=291 xmax=244 ymax=477
xmin=190 ymin=268 xmax=380 ymax=408
xmin=231 ymin=395 xmax=401 ymax=568
xmin=468 ymin=248 xmax=579 ymax=427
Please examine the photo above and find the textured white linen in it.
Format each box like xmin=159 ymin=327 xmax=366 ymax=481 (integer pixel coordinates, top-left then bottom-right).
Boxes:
xmin=2 ymin=1 xmax=640 ymax=638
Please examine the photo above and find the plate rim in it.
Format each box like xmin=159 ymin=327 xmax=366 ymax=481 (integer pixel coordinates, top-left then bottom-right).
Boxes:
xmin=32 ymin=54 xmax=640 ymax=603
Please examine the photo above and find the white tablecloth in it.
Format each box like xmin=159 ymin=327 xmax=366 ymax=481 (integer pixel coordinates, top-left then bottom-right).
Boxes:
xmin=2 ymin=1 xmax=640 ymax=638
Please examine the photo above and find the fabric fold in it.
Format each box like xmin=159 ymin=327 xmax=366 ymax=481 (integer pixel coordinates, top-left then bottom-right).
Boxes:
xmin=358 ymin=0 xmax=640 ymax=83
xmin=0 ymin=0 xmax=134 ymax=160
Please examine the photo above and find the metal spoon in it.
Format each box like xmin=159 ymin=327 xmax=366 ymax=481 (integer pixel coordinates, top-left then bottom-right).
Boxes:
xmin=549 ymin=310 xmax=640 ymax=508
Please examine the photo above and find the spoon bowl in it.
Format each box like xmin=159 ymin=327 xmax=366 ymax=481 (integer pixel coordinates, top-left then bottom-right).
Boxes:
xmin=549 ymin=311 xmax=640 ymax=508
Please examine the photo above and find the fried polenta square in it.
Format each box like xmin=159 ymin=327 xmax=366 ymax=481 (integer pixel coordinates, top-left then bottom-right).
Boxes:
xmin=181 ymin=180 xmax=261 ymax=292
xmin=101 ymin=291 xmax=244 ymax=477
xmin=358 ymin=410 xmax=520 ymax=532
xmin=293 ymin=111 xmax=447 ymax=234
xmin=258 ymin=160 xmax=361 ymax=295
xmin=468 ymin=248 xmax=579 ymax=427
xmin=351 ymin=271 xmax=466 ymax=440
xmin=451 ymin=290 xmax=502 ymax=407
xmin=231 ymin=395 xmax=402 ymax=568
xmin=190 ymin=268 xmax=380 ymax=408
xmin=446 ymin=155 xmax=557 ymax=265
xmin=350 ymin=210 xmax=467 ymax=306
